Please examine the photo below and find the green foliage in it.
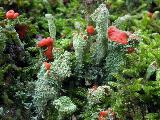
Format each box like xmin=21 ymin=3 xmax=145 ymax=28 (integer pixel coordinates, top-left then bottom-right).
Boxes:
xmin=113 ymin=14 xmax=133 ymax=30
xmin=109 ymin=33 xmax=160 ymax=119
xmin=54 ymin=0 xmax=85 ymax=39
xmin=1 ymin=0 xmax=160 ymax=120
xmin=81 ymin=85 xmax=112 ymax=120
xmin=0 ymin=3 xmax=40 ymax=119
xmin=56 ymin=38 xmax=72 ymax=50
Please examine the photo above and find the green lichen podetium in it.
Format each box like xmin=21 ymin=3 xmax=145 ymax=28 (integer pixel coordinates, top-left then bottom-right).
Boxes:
xmin=33 ymin=51 xmax=72 ymax=118
xmin=73 ymin=33 xmax=87 ymax=78
xmin=105 ymin=48 xmax=125 ymax=81
xmin=50 ymin=51 xmax=72 ymax=80
xmin=90 ymin=4 xmax=109 ymax=64
xmin=53 ymin=96 xmax=76 ymax=120
xmin=45 ymin=14 xmax=56 ymax=39
xmin=113 ymin=14 xmax=132 ymax=30
xmin=33 ymin=64 xmax=59 ymax=116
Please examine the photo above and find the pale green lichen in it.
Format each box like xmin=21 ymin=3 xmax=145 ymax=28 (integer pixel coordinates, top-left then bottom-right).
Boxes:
xmin=45 ymin=14 xmax=56 ymax=39
xmin=50 ymin=51 xmax=72 ymax=80
xmin=91 ymin=4 xmax=109 ymax=64
xmin=53 ymin=96 xmax=76 ymax=120
xmin=33 ymin=64 xmax=59 ymax=115
xmin=87 ymin=85 xmax=111 ymax=105
xmin=33 ymin=51 xmax=72 ymax=117
xmin=73 ymin=33 xmax=87 ymax=78
xmin=113 ymin=14 xmax=132 ymax=30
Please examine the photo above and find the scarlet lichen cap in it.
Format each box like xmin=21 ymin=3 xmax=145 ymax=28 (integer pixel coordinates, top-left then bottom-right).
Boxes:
xmin=44 ymin=62 xmax=51 ymax=70
xmin=86 ymin=25 xmax=95 ymax=35
xmin=37 ymin=37 xmax=54 ymax=47
xmin=99 ymin=111 xmax=108 ymax=117
xmin=37 ymin=37 xmax=54 ymax=60
xmin=108 ymin=26 xmax=128 ymax=45
xmin=98 ymin=110 xmax=108 ymax=120
xmin=44 ymin=46 xmax=53 ymax=60
xmin=6 ymin=10 xmax=19 ymax=19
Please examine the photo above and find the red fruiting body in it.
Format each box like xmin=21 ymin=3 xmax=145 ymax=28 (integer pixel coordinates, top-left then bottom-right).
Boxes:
xmin=44 ymin=46 xmax=53 ymax=60
xmin=37 ymin=37 xmax=54 ymax=47
xmin=6 ymin=10 xmax=14 ymax=19
xmin=44 ymin=62 xmax=51 ymax=70
xmin=147 ymin=11 xmax=153 ymax=18
xmin=100 ymin=111 xmax=108 ymax=117
xmin=108 ymin=26 xmax=128 ymax=45
xmin=127 ymin=47 xmax=135 ymax=53
xmin=108 ymin=26 xmax=117 ymax=34
xmin=87 ymin=25 xmax=95 ymax=35
xmin=37 ymin=37 xmax=54 ymax=60
xmin=6 ymin=10 xmax=19 ymax=19
xmin=13 ymin=12 xmax=19 ymax=19
xmin=98 ymin=111 xmax=108 ymax=120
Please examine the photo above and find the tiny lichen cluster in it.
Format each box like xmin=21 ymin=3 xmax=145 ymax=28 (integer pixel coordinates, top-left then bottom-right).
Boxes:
xmin=82 ymin=85 xmax=112 ymax=120
xmin=53 ymin=96 xmax=77 ymax=120
xmin=87 ymin=85 xmax=111 ymax=105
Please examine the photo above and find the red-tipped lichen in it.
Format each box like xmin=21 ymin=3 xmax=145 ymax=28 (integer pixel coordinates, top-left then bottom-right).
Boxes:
xmin=44 ymin=62 xmax=51 ymax=70
xmin=37 ymin=37 xmax=54 ymax=60
xmin=87 ymin=25 xmax=95 ymax=35
xmin=6 ymin=10 xmax=19 ymax=19
xmin=108 ymin=26 xmax=128 ymax=45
